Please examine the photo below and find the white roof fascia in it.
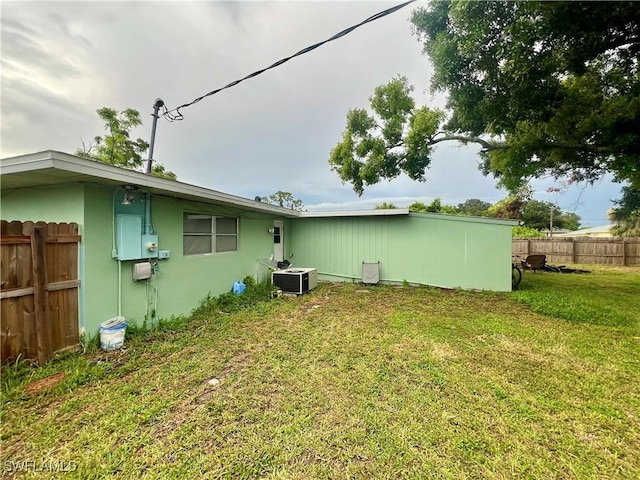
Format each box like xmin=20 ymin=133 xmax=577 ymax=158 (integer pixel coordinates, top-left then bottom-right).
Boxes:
xmin=298 ymin=209 xmax=410 ymax=218
xmin=1 ymin=150 xmax=298 ymax=218
xmin=408 ymin=211 xmax=519 ymax=226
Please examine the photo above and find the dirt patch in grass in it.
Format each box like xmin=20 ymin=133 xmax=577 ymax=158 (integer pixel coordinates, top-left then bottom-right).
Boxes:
xmin=429 ymin=341 xmax=460 ymax=361
xmin=89 ymin=345 xmax=131 ymax=368
xmin=23 ymin=372 xmax=65 ymax=396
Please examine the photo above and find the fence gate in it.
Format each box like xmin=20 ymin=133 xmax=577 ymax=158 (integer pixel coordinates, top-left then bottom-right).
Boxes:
xmin=1 ymin=221 xmax=81 ymax=364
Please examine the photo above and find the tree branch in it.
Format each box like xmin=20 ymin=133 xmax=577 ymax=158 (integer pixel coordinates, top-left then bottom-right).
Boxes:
xmin=427 ymin=135 xmax=617 ymax=154
xmin=429 ymin=135 xmax=508 ymax=151
xmin=601 ymin=36 xmax=640 ymax=53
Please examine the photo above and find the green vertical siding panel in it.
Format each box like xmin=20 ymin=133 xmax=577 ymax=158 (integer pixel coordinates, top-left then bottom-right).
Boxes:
xmin=289 ymin=214 xmax=512 ymax=291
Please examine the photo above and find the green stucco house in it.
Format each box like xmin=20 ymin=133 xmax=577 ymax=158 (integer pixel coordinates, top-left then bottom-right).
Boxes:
xmin=1 ymin=151 xmax=516 ymax=341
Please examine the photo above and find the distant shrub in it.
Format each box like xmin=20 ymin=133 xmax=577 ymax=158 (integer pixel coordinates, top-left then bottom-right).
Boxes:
xmin=512 ymin=226 xmax=544 ymax=238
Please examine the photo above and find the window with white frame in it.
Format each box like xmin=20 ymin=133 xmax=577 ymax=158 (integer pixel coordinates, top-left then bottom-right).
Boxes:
xmin=183 ymin=213 xmax=238 ymax=255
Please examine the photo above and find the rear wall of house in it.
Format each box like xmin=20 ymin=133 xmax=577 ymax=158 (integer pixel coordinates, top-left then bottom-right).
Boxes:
xmin=288 ymin=213 xmax=513 ymax=291
xmin=82 ymin=187 xmax=285 ymax=335
xmin=2 ymin=183 xmax=286 ymax=337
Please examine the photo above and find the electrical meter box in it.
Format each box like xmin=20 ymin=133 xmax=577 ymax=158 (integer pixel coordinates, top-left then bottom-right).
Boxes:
xmin=142 ymin=234 xmax=159 ymax=258
xmin=116 ymin=214 xmax=159 ymax=260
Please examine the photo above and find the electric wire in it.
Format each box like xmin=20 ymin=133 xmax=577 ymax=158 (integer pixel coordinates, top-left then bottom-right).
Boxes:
xmin=161 ymin=0 xmax=416 ymax=121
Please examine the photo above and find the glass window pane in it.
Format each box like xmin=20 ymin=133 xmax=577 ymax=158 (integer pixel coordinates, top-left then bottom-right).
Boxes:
xmin=216 ymin=235 xmax=237 ymax=252
xmin=184 ymin=214 xmax=212 ymax=233
xmin=184 ymin=235 xmax=212 ymax=255
xmin=216 ymin=217 xmax=237 ymax=235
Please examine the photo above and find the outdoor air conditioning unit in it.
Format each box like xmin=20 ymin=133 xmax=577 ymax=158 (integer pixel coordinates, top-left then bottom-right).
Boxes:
xmin=272 ymin=267 xmax=318 ymax=294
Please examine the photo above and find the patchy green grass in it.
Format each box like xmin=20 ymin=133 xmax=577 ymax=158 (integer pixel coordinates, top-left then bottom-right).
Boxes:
xmin=512 ymin=264 xmax=640 ymax=327
xmin=2 ymin=267 xmax=639 ymax=479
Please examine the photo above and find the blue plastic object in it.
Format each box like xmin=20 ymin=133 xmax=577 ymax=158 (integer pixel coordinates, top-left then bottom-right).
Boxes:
xmin=232 ymin=281 xmax=246 ymax=295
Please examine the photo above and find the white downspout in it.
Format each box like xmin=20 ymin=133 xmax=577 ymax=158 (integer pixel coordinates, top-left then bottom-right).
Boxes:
xmin=113 ymin=188 xmax=123 ymax=318
xmin=118 ymin=260 xmax=122 ymax=317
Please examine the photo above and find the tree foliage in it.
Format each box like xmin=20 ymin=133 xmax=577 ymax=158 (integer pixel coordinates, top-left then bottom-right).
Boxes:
xmin=374 ymin=202 xmax=398 ymax=209
xmin=329 ymin=76 xmax=444 ymax=196
xmin=261 ymin=191 xmax=305 ymax=211
xmin=555 ymin=211 xmax=581 ymax=232
xmin=329 ymin=1 xmax=640 ymax=195
xmin=76 ymin=107 xmax=177 ymax=180
xmin=483 ymin=188 xmax=580 ymax=230
xmin=522 ymin=200 xmax=580 ymax=231
xmin=408 ymin=198 xmax=457 ymax=214
xmin=609 ymin=185 xmax=640 ymax=236
xmin=486 ymin=188 xmax=532 ymax=219
xmin=512 ymin=225 xmax=545 ymax=238
xmin=456 ymin=198 xmax=492 ymax=216
xmin=387 ymin=192 xmax=580 ymax=230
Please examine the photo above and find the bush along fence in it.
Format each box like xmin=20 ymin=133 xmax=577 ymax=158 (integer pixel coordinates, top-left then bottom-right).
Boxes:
xmin=513 ymin=237 xmax=640 ymax=267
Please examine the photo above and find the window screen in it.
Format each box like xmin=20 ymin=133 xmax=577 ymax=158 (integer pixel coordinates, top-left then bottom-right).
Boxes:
xmin=183 ymin=214 xmax=238 ymax=255
xmin=215 ymin=217 xmax=238 ymax=252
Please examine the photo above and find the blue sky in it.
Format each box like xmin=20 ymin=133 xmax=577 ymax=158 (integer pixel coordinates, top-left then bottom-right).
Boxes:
xmin=1 ymin=1 xmax=622 ymax=226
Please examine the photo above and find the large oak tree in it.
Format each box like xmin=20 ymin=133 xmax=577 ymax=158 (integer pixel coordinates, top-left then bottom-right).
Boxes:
xmin=329 ymin=1 xmax=640 ymax=195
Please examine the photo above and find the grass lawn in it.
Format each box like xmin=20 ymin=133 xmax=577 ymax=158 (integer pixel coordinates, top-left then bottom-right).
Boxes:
xmin=1 ymin=266 xmax=639 ymax=479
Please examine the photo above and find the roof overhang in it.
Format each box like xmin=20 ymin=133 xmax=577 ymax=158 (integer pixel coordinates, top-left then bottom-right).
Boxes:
xmin=299 ymin=209 xmax=409 ymax=218
xmin=1 ymin=150 xmax=299 ymax=218
xmin=1 ymin=151 xmax=519 ymax=227
xmin=296 ymin=209 xmax=516 ymax=225
xmin=408 ymin=211 xmax=519 ymax=226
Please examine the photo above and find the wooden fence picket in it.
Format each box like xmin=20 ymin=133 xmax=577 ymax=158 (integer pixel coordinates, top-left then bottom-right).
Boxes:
xmin=1 ymin=220 xmax=81 ymax=364
xmin=513 ymin=237 xmax=639 ymax=266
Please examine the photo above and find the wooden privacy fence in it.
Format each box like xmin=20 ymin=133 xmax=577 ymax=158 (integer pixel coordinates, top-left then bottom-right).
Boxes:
xmin=513 ymin=237 xmax=640 ymax=266
xmin=1 ymin=221 xmax=81 ymax=364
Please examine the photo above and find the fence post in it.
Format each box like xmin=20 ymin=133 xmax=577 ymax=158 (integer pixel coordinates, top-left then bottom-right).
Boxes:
xmin=31 ymin=226 xmax=52 ymax=365
xmin=622 ymin=238 xmax=627 ymax=266
xmin=572 ymin=238 xmax=576 ymax=264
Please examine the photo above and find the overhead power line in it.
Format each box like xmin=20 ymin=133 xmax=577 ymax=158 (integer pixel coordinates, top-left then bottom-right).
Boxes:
xmin=161 ymin=0 xmax=417 ymax=121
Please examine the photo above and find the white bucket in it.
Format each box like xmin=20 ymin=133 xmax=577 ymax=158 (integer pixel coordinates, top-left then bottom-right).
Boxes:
xmin=100 ymin=316 xmax=127 ymax=350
